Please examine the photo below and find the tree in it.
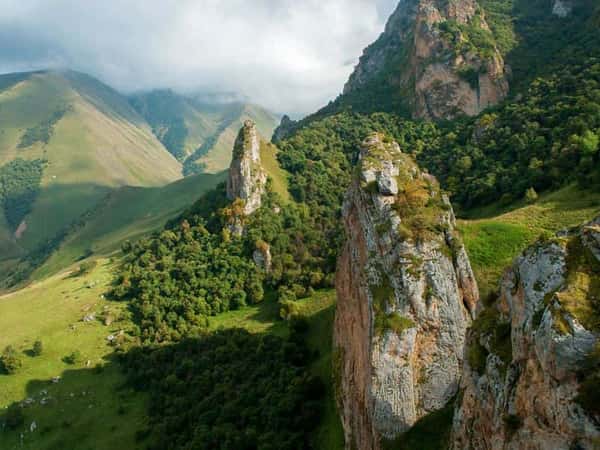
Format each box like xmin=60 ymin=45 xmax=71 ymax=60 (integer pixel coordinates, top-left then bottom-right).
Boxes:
xmin=525 ymin=187 xmax=538 ymax=204
xmin=5 ymin=404 xmax=25 ymax=429
xmin=32 ymin=340 xmax=43 ymax=357
xmin=1 ymin=346 xmax=22 ymax=374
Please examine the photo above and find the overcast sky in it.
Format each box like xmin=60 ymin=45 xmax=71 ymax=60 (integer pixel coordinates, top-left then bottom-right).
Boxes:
xmin=0 ymin=0 xmax=398 ymax=116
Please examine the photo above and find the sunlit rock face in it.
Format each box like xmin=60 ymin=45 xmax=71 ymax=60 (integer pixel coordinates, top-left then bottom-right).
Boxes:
xmin=334 ymin=133 xmax=478 ymax=450
xmin=344 ymin=0 xmax=509 ymax=120
xmin=452 ymin=216 xmax=600 ymax=450
xmin=226 ymin=120 xmax=267 ymax=216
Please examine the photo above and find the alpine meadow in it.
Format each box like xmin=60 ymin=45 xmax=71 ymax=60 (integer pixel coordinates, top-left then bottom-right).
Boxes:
xmin=1 ymin=1 xmax=599 ymax=450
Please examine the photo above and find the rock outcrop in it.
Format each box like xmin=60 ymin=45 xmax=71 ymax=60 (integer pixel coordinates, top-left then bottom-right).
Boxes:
xmin=452 ymin=217 xmax=600 ymax=450
xmin=553 ymin=0 xmax=573 ymax=17
xmin=226 ymin=120 xmax=267 ymax=216
xmin=334 ymin=133 xmax=479 ymax=450
xmin=343 ymin=0 xmax=508 ymax=120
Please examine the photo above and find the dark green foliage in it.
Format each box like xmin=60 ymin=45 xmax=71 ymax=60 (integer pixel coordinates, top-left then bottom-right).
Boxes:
xmin=468 ymin=341 xmax=489 ymax=375
xmin=577 ymin=343 xmax=600 ymax=417
xmin=0 ymin=158 xmax=45 ymax=230
xmin=469 ymin=306 xmax=513 ymax=375
xmin=420 ymin=59 xmax=600 ymax=208
xmin=277 ymin=112 xmax=439 ymax=254
xmin=1 ymin=345 xmax=22 ymax=374
xmin=4 ymin=404 xmax=25 ymax=430
xmin=381 ymin=400 xmax=455 ymax=450
xmin=32 ymin=340 xmax=43 ymax=357
xmin=72 ymin=260 xmax=98 ymax=277
xmin=122 ymin=329 xmax=323 ymax=450
xmin=63 ymin=350 xmax=83 ymax=365
xmin=18 ymin=106 xmax=69 ymax=148
xmin=113 ymin=181 xmax=336 ymax=343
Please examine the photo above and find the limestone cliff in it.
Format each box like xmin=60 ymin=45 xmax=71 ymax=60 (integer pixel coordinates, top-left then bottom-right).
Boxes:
xmin=226 ymin=120 xmax=267 ymax=216
xmin=334 ymin=133 xmax=479 ymax=450
xmin=452 ymin=217 xmax=600 ymax=450
xmin=344 ymin=0 xmax=508 ymax=120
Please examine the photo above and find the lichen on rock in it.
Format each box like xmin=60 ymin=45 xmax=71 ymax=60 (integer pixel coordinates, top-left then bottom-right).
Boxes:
xmin=334 ymin=133 xmax=479 ymax=450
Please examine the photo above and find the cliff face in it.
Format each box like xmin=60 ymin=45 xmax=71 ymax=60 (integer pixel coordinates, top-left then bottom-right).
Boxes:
xmin=226 ymin=120 xmax=267 ymax=216
xmin=452 ymin=217 xmax=600 ymax=450
xmin=344 ymin=0 xmax=508 ymax=120
xmin=334 ymin=133 xmax=479 ymax=450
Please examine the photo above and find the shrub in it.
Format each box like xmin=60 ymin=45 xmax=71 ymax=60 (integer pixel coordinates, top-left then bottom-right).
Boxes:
xmin=32 ymin=340 xmax=43 ymax=356
xmin=1 ymin=346 xmax=22 ymax=374
xmin=525 ymin=187 xmax=538 ymax=204
xmin=4 ymin=404 xmax=24 ymax=429
xmin=63 ymin=350 xmax=83 ymax=365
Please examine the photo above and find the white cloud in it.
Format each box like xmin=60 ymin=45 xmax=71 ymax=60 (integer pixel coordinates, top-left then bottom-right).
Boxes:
xmin=0 ymin=0 xmax=398 ymax=115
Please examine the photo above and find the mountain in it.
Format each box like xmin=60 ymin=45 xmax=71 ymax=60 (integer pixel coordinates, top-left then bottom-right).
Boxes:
xmin=129 ymin=90 xmax=279 ymax=175
xmin=0 ymin=70 xmax=182 ymax=259
xmin=2 ymin=1 xmax=600 ymax=449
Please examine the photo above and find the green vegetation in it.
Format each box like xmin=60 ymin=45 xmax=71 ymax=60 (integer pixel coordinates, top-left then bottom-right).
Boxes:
xmin=469 ymin=306 xmax=513 ymax=375
xmin=0 ymin=158 xmax=45 ymax=230
xmin=381 ymin=400 xmax=455 ymax=450
xmin=123 ymin=328 xmax=323 ymax=450
xmin=32 ymin=340 xmax=43 ymax=357
xmin=130 ymin=90 xmax=278 ymax=175
xmin=0 ymin=260 xmax=146 ymax=450
xmin=1 ymin=345 xmax=23 ymax=374
xmin=460 ymin=185 xmax=600 ymax=297
xmin=18 ymin=106 xmax=69 ymax=148
xmin=556 ymin=233 xmax=600 ymax=332
xmin=577 ymin=342 xmax=600 ymax=417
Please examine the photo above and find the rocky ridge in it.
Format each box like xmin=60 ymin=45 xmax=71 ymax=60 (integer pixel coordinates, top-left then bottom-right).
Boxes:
xmin=452 ymin=217 xmax=600 ymax=450
xmin=334 ymin=133 xmax=479 ymax=450
xmin=344 ymin=0 xmax=508 ymax=120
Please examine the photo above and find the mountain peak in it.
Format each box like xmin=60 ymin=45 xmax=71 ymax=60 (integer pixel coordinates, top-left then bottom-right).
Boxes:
xmin=342 ymin=0 xmax=509 ymax=120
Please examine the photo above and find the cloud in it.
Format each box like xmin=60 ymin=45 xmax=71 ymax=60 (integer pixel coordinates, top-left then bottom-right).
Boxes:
xmin=0 ymin=0 xmax=398 ymax=116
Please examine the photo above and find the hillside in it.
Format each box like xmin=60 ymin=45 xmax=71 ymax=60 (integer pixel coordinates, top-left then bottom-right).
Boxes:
xmin=2 ymin=0 xmax=600 ymax=449
xmin=0 ymin=71 xmax=183 ymax=273
xmin=129 ymin=90 xmax=279 ymax=175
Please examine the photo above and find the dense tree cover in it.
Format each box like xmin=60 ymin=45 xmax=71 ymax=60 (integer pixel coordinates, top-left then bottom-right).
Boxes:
xmin=422 ymin=58 xmax=600 ymax=207
xmin=112 ymin=176 xmax=339 ymax=342
xmin=0 ymin=158 xmax=45 ymax=230
xmin=123 ymin=328 xmax=323 ymax=450
xmin=18 ymin=106 xmax=68 ymax=148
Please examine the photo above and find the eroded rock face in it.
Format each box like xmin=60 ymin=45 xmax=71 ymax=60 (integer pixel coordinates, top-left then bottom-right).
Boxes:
xmin=452 ymin=217 xmax=600 ymax=450
xmin=334 ymin=133 xmax=479 ymax=450
xmin=344 ymin=0 xmax=508 ymax=120
xmin=226 ymin=120 xmax=267 ymax=216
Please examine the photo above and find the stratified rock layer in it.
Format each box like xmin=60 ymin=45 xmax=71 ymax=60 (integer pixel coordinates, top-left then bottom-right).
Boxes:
xmin=226 ymin=120 xmax=267 ymax=216
xmin=334 ymin=133 xmax=479 ymax=450
xmin=452 ymin=217 xmax=600 ymax=450
xmin=344 ymin=0 xmax=508 ymax=120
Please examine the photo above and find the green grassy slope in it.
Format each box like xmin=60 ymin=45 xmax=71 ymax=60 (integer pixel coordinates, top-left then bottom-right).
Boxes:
xmin=0 ymin=71 xmax=182 ymax=255
xmin=0 ymin=259 xmax=146 ymax=450
xmin=130 ymin=91 xmax=279 ymax=175
xmin=460 ymin=184 xmax=600 ymax=297
xmin=36 ymin=171 xmax=225 ymax=279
